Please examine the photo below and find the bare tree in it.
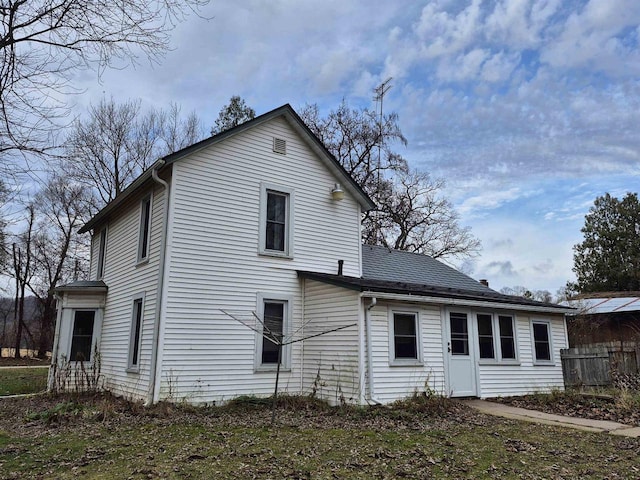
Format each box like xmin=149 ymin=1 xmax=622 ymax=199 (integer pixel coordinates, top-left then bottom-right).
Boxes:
xmin=301 ymin=101 xmax=479 ymax=262
xmin=0 ymin=0 xmax=209 ymax=157
xmin=11 ymin=205 xmax=36 ymax=358
xmin=64 ymin=98 xmax=203 ymax=211
xmin=373 ymin=170 xmax=480 ymax=260
xmin=500 ymin=286 xmax=554 ymax=303
xmin=301 ymin=101 xmax=407 ymax=192
xmin=29 ymin=176 xmax=91 ymax=357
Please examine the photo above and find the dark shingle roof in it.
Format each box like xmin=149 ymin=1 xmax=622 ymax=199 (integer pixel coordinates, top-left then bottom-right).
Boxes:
xmin=297 ymin=245 xmax=571 ymax=312
xmin=54 ymin=280 xmax=108 ymax=293
xmin=362 ymin=245 xmax=489 ymax=293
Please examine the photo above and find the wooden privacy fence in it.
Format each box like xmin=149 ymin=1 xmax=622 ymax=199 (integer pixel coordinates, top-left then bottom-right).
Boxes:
xmin=561 ymin=344 xmax=640 ymax=388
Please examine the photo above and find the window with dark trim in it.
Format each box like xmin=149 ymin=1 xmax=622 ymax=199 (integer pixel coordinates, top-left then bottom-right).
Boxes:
xmin=128 ymin=298 xmax=144 ymax=370
xmin=261 ymin=301 xmax=285 ymax=365
xmin=70 ymin=310 xmax=95 ymax=362
xmin=97 ymin=228 xmax=107 ymax=279
xmin=532 ymin=321 xmax=551 ymax=361
xmin=137 ymin=196 xmax=152 ymax=262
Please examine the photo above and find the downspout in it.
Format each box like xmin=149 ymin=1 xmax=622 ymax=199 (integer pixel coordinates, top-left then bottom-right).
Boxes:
xmin=146 ymin=161 xmax=169 ymax=406
xmin=48 ymin=293 xmax=65 ymax=391
xmin=365 ymin=297 xmax=382 ymax=404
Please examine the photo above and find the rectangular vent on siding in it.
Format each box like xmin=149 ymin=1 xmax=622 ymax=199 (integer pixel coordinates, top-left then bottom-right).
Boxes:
xmin=273 ymin=137 xmax=286 ymax=154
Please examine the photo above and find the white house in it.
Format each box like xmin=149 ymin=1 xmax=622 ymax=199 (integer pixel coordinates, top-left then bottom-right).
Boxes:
xmin=51 ymin=104 xmax=571 ymax=405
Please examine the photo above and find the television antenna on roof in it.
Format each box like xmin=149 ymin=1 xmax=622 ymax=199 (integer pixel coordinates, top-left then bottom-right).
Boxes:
xmin=372 ymin=77 xmax=393 ymax=244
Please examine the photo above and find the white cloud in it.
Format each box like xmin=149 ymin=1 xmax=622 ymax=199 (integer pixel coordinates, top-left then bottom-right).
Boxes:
xmin=458 ymin=187 xmax=523 ymax=216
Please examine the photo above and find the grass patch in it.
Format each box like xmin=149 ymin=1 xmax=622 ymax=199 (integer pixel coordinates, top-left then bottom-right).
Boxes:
xmin=1 ymin=393 xmax=639 ymax=478
xmin=0 ymin=367 xmax=48 ymax=396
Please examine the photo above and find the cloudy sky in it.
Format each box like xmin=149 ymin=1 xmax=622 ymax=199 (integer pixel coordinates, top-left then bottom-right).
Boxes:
xmin=71 ymin=0 xmax=640 ymax=293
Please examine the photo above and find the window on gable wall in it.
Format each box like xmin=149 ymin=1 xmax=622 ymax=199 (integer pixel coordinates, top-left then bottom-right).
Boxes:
xmin=97 ymin=227 xmax=107 ymax=279
xmin=137 ymin=195 xmax=152 ymax=263
xmin=259 ymin=184 xmax=294 ymax=258
xmin=70 ymin=310 xmax=96 ymax=362
xmin=476 ymin=313 xmax=517 ymax=361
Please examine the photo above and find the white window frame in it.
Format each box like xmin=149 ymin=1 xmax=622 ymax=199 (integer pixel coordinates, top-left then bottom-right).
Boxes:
xmin=530 ymin=318 xmax=554 ymax=365
xmin=96 ymin=226 xmax=108 ymax=280
xmin=254 ymin=292 xmax=293 ymax=372
xmin=137 ymin=194 xmax=153 ymax=264
xmin=388 ymin=308 xmax=423 ymax=366
xmin=258 ymin=183 xmax=294 ymax=258
xmin=476 ymin=312 xmax=519 ymax=364
xmin=127 ymin=293 xmax=145 ymax=373
xmin=67 ymin=309 xmax=102 ymax=365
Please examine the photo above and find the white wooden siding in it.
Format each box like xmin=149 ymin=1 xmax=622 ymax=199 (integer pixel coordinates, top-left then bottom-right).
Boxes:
xmin=368 ymin=301 xmax=447 ymax=404
xmin=477 ymin=314 xmax=567 ymax=398
xmin=159 ymin=117 xmax=363 ymax=404
xmin=91 ymin=176 xmax=169 ymax=401
xmin=301 ymin=279 xmax=361 ymax=405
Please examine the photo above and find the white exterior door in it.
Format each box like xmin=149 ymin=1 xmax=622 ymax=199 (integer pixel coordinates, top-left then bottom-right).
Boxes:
xmin=446 ymin=311 xmax=477 ymax=397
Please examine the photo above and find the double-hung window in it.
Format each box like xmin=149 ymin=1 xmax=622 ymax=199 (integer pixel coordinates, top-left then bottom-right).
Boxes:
xmin=128 ymin=296 xmax=145 ymax=372
xmin=259 ymin=184 xmax=294 ymax=258
xmin=256 ymin=294 xmax=292 ymax=370
xmin=137 ymin=195 xmax=152 ymax=263
xmin=70 ymin=310 xmax=96 ymax=362
xmin=531 ymin=320 xmax=552 ymax=363
xmin=476 ymin=313 xmax=517 ymax=362
xmin=389 ymin=311 xmax=421 ymax=364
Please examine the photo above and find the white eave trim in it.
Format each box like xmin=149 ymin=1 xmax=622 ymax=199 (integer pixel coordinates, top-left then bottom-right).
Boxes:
xmin=360 ymin=291 xmax=574 ymax=314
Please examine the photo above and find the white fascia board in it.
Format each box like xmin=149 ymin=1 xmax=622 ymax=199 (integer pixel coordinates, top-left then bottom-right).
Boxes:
xmin=360 ymin=291 xmax=574 ymax=315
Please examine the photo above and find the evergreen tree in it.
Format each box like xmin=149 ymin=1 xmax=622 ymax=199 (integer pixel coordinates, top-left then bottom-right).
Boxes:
xmin=572 ymin=192 xmax=640 ymax=292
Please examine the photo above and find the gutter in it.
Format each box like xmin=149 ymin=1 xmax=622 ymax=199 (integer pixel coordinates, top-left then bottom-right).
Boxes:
xmin=146 ymin=161 xmax=170 ymax=406
xmin=365 ymin=297 xmax=382 ymax=405
xmin=361 ymin=291 xmax=575 ymax=315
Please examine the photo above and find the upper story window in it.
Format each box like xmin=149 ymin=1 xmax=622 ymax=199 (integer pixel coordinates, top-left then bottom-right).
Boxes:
xmin=259 ymin=184 xmax=294 ymax=258
xmin=96 ymin=227 xmax=107 ymax=279
xmin=532 ymin=320 xmax=552 ymax=363
xmin=137 ymin=195 xmax=152 ymax=263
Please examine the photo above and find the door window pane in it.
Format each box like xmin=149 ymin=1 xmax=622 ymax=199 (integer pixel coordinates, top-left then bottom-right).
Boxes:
xmin=450 ymin=313 xmax=469 ymax=355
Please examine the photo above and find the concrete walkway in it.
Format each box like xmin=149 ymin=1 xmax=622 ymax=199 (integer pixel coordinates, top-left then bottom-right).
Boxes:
xmin=464 ymin=399 xmax=640 ymax=438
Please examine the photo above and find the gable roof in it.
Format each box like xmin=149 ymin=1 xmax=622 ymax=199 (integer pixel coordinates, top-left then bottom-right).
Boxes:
xmin=79 ymin=104 xmax=375 ymax=233
xmin=298 ymin=245 xmax=571 ymax=313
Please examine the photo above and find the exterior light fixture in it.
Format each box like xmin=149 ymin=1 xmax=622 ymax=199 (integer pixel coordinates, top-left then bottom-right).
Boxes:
xmin=331 ymin=183 xmax=345 ymax=201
